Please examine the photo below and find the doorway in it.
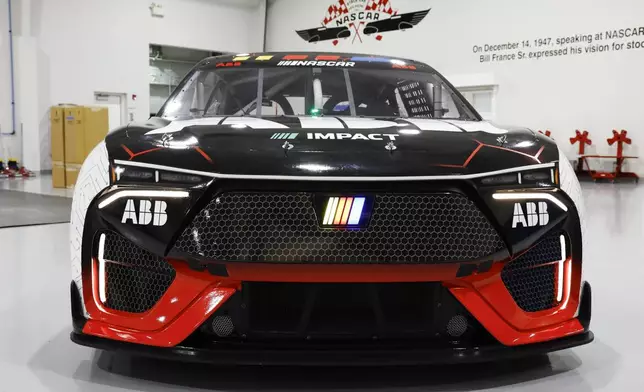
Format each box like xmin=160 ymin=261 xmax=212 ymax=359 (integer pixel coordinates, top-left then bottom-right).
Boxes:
xmin=94 ymin=92 xmax=127 ymax=130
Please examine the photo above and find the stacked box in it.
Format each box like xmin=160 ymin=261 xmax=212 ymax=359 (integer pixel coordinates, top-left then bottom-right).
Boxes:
xmin=51 ymin=105 xmax=109 ymax=188
xmin=50 ymin=106 xmax=69 ymax=188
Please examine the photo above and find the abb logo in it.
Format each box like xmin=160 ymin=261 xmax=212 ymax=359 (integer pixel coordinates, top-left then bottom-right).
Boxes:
xmin=121 ymin=199 xmax=168 ymax=226
xmin=512 ymin=202 xmax=549 ymax=228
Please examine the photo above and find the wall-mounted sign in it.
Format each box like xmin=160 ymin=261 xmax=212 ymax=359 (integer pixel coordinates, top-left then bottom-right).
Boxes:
xmin=296 ymin=0 xmax=430 ymax=46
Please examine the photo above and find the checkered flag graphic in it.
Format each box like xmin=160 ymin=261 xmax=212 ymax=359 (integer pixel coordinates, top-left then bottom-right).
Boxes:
xmin=364 ymin=0 xmax=397 ymax=15
xmin=323 ymin=0 xmax=349 ymax=24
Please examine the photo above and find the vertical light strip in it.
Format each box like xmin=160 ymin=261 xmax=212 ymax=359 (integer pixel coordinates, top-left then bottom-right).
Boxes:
xmin=517 ymin=172 xmax=522 ymax=184
xmin=557 ymin=234 xmax=566 ymax=302
xmin=98 ymin=233 xmax=107 ymax=303
xmin=340 ymin=197 xmax=353 ymax=224
xmin=347 ymin=197 xmax=365 ymax=225
xmin=334 ymin=197 xmax=347 ymax=225
xmin=551 ymin=169 xmax=555 ymax=183
xmin=155 ymin=170 xmax=159 ymax=182
xmin=322 ymin=197 xmax=336 ymax=225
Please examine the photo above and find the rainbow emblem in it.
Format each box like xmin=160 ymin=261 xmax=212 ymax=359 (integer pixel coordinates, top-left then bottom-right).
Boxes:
xmin=322 ymin=196 xmax=366 ymax=226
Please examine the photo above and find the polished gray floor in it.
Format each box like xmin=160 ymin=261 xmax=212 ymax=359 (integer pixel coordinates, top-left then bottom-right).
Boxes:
xmin=0 ymin=190 xmax=71 ymax=228
xmin=0 ymin=182 xmax=641 ymax=391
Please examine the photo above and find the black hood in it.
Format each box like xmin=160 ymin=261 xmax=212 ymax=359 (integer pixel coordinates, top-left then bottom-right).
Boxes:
xmin=106 ymin=116 xmax=558 ymax=178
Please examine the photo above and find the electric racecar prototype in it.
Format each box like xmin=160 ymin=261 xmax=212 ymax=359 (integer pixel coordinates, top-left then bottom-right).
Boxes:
xmin=70 ymin=52 xmax=592 ymax=365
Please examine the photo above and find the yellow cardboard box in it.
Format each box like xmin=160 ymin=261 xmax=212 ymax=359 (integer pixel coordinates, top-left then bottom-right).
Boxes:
xmin=52 ymin=162 xmax=66 ymax=189
xmin=84 ymin=107 xmax=109 ymax=155
xmin=62 ymin=106 xmax=109 ymax=187
xmin=63 ymin=107 xmax=86 ymax=165
xmin=65 ymin=164 xmax=82 ymax=188
xmin=50 ymin=106 xmax=67 ymax=188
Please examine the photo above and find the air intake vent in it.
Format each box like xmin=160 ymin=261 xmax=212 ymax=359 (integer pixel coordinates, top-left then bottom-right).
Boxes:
xmin=99 ymin=231 xmax=175 ymax=313
xmin=501 ymin=233 xmax=562 ymax=312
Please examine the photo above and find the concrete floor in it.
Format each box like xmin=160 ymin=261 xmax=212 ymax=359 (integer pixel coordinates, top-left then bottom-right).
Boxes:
xmin=0 ymin=175 xmax=73 ymax=198
xmin=0 ymin=180 xmax=641 ymax=391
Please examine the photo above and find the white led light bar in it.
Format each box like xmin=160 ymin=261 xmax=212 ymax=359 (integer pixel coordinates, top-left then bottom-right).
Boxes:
xmin=492 ymin=192 xmax=568 ymax=212
xmin=98 ymin=190 xmax=189 ymax=209
xmin=97 ymin=233 xmax=107 ymax=303
xmin=557 ymin=234 xmax=566 ymax=302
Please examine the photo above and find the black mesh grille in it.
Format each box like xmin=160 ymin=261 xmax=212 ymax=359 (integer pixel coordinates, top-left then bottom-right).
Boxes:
xmin=103 ymin=232 xmax=174 ymax=275
xmin=101 ymin=231 xmax=175 ymax=313
xmin=501 ymin=233 xmax=562 ymax=312
xmin=173 ymin=192 xmax=505 ymax=263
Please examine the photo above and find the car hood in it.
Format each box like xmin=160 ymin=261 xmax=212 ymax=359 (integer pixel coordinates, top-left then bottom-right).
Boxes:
xmin=106 ymin=116 xmax=558 ymax=178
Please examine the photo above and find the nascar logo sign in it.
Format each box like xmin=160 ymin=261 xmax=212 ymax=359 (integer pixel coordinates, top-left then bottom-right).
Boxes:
xmin=321 ymin=196 xmax=368 ymax=226
xmin=295 ymin=0 xmax=430 ymax=46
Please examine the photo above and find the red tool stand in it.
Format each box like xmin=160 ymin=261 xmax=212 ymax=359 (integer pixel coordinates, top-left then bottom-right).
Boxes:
xmin=538 ymin=130 xmax=552 ymax=138
xmin=578 ymin=130 xmax=639 ymax=183
xmin=569 ymin=130 xmax=592 ymax=176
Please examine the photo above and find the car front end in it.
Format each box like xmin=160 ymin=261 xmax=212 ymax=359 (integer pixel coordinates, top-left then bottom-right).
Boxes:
xmin=70 ymin=52 xmax=592 ymax=365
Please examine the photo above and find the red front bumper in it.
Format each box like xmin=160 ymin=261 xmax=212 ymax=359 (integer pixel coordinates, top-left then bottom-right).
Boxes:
xmin=79 ymin=257 xmax=588 ymax=349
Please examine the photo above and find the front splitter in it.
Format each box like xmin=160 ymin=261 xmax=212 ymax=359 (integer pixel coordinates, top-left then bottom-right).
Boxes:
xmin=71 ymin=330 xmax=593 ymax=366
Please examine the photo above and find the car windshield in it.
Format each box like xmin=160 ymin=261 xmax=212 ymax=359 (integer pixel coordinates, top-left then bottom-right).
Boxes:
xmin=159 ymin=66 xmax=479 ymax=121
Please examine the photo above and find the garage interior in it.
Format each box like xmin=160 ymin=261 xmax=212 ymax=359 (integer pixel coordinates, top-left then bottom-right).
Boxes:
xmin=0 ymin=0 xmax=642 ymax=391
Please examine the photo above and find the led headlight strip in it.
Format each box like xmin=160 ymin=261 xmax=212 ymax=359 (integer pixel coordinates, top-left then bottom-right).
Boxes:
xmin=97 ymin=233 xmax=107 ymax=303
xmin=492 ymin=192 xmax=568 ymax=212
xmin=557 ymin=234 xmax=566 ymax=302
xmin=98 ymin=190 xmax=189 ymax=209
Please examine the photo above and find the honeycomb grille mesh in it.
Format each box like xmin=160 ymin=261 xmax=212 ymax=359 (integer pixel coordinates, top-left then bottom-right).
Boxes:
xmin=501 ymin=233 xmax=562 ymax=312
xmin=103 ymin=232 xmax=174 ymax=275
xmin=102 ymin=231 xmax=175 ymax=313
xmin=173 ymin=192 xmax=505 ymax=263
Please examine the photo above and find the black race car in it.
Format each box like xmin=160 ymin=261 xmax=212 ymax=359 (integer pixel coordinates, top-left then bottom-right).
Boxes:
xmin=70 ymin=52 xmax=592 ymax=365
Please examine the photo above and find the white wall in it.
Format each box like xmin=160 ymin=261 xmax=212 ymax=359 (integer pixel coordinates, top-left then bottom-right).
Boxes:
xmin=0 ymin=0 xmax=16 ymax=162
xmin=2 ymin=0 xmax=265 ymax=171
xmin=267 ymin=0 xmax=644 ymax=175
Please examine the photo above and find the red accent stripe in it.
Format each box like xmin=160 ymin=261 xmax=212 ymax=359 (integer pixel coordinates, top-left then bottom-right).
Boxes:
xmin=122 ymin=145 xmax=164 ymax=161
xmin=462 ymin=143 xmax=485 ymax=167
xmin=534 ymin=145 xmax=545 ymax=161
xmin=194 ymin=147 xmax=213 ymax=163
xmin=316 ymin=55 xmax=340 ymax=60
xmin=130 ymin=147 xmax=163 ymax=160
xmin=283 ymin=54 xmax=308 ymax=60
xmin=121 ymin=144 xmax=135 ymax=158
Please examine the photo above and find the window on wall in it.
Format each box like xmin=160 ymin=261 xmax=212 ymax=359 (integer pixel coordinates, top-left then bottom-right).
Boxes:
xmin=458 ymin=86 xmax=496 ymax=121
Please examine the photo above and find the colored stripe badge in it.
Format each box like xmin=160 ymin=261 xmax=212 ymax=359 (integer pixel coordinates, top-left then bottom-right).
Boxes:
xmin=271 ymin=132 xmax=299 ymax=140
xmin=322 ymin=197 xmax=366 ymax=226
